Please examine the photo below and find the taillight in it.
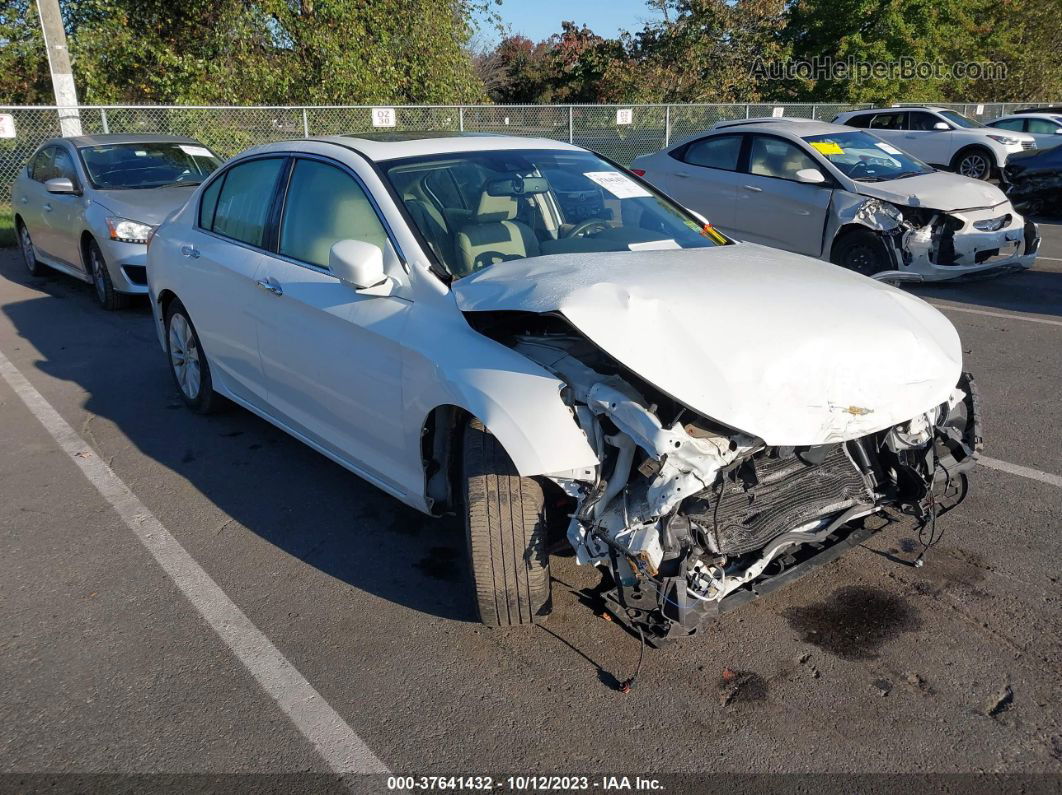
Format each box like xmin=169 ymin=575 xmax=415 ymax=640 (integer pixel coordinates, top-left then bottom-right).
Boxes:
xmin=630 ymin=168 xmax=646 ymax=177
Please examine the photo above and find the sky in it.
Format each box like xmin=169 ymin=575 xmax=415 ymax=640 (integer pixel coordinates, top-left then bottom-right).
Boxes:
xmin=483 ymin=0 xmax=664 ymax=43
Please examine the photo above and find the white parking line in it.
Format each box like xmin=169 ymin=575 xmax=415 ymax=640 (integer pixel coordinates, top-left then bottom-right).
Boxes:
xmin=0 ymin=348 xmax=390 ymax=776
xmin=979 ymin=456 xmax=1062 ymax=489
xmin=1037 ymin=256 xmax=1062 ymax=263
xmin=928 ymin=302 xmax=1062 ymax=327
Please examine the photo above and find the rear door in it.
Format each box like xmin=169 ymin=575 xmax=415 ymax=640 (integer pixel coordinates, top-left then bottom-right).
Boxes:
xmin=867 ymin=111 xmax=912 ymax=154
xmin=254 ymin=155 xmax=413 ymax=493
xmin=652 ymin=134 xmax=743 ymax=231
xmin=730 ymin=134 xmax=833 ymax=257
xmin=181 ymin=155 xmax=288 ymax=407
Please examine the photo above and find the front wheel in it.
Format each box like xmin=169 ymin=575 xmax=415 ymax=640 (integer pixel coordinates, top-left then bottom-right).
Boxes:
xmin=165 ymin=299 xmax=220 ymax=414
xmin=87 ymin=240 xmax=130 ymax=311
xmin=462 ymin=419 xmax=552 ymax=626
xmin=831 ymin=229 xmax=891 ymax=276
xmin=952 ymin=147 xmax=993 ymax=181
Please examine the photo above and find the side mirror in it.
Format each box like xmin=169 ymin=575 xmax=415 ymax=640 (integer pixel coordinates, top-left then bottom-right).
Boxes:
xmin=932 ymin=122 xmax=950 ymax=131
xmin=329 ymin=239 xmax=392 ymax=295
xmin=1053 ymin=128 xmax=1062 ymax=135
xmin=45 ymin=177 xmax=77 ymax=194
xmin=795 ymin=168 xmax=827 ymax=184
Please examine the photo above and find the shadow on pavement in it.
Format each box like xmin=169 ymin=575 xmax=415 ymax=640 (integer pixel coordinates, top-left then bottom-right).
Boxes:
xmin=908 ymin=266 xmax=1062 ymax=318
xmin=1 ymin=259 xmax=477 ymax=625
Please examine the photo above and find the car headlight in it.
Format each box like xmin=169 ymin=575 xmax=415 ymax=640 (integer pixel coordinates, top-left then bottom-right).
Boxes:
xmin=106 ymin=216 xmax=154 ymax=244
xmin=986 ymin=134 xmax=1021 ymax=146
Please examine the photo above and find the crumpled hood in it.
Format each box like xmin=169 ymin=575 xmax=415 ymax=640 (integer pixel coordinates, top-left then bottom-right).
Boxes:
xmin=854 ymin=171 xmax=1008 ymax=212
xmin=93 ymin=186 xmax=200 ymax=226
xmin=454 ymin=244 xmax=962 ymax=446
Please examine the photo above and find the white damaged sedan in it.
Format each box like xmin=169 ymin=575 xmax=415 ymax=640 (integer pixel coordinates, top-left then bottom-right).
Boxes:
xmin=147 ymin=134 xmax=982 ymax=643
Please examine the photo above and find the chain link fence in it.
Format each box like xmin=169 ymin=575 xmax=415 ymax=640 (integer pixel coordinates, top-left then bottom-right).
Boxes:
xmin=2 ymin=101 xmax=1057 ymax=240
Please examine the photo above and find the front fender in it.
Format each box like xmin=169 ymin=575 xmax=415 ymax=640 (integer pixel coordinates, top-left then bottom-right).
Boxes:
xmin=402 ymin=309 xmax=599 ymax=479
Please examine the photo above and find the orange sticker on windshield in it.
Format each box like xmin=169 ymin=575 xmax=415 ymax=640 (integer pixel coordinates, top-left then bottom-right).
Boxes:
xmin=810 ymin=141 xmax=844 ymax=156
xmin=701 ymin=224 xmax=727 ymax=244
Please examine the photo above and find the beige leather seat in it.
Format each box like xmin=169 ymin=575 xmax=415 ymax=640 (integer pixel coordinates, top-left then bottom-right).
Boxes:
xmin=455 ymin=191 xmax=540 ymax=276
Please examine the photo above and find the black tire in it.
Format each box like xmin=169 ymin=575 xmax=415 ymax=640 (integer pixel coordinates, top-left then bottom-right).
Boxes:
xmin=951 ymin=147 xmax=994 ymax=181
xmin=462 ymin=418 xmax=551 ymax=626
xmin=164 ymin=299 xmax=220 ymax=414
xmin=17 ymin=220 xmax=45 ymax=277
xmin=87 ymin=239 xmax=130 ymax=311
xmin=831 ymin=228 xmax=891 ymax=276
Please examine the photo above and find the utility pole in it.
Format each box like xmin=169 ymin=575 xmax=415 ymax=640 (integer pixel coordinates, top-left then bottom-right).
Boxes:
xmin=37 ymin=0 xmax=82 ymax=136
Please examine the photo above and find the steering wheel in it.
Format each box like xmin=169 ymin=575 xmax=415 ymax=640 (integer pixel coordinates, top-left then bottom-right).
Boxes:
xmin=565 ymin=218 xmax=610 ymax=239
xmin=848 ymin=159 xmax=872 ymax=178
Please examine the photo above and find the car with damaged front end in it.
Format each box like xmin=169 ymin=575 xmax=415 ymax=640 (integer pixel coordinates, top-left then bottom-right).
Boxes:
xmin=630 ymin=119 xmax=1039 ymax=282
xmin=147 ymin=134 xmax=983 ymax=646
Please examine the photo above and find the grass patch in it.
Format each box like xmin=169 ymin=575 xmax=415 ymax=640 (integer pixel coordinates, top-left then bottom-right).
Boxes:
xmin=0 ymin=206 xmax=14 ymax=248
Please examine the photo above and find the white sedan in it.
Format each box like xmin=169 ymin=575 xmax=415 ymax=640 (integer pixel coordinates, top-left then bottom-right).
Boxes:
xmin=148 ymin=134 xmax=981 ymax=643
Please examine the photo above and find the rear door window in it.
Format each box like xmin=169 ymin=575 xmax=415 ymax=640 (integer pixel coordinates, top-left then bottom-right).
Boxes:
xmin=208 ymin=158 xmax=286 ymax=248
xmin=870 ymin=112 xmax=906 ymax=130
xmin=682 ymin=135 xmax=743 ymax=170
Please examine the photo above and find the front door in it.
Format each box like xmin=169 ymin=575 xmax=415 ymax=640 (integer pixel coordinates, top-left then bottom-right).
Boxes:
xmin=254 ymin=156 xmax=413 ymax=494
xmin=902 ymin=111 xmax=955 ymax=166
xmin=730 ymin=135 xmax=833 ymax=257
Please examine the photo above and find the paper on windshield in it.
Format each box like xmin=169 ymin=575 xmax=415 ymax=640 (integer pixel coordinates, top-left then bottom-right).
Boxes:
xmin=179 ymin=144 xmax=214 ymax=158
xmin=810 ymin=141 xmax=844 ymax=156
xmin=584 ymin=171 xmax=652 ymax=199
xmin=875 ymin=142 xmax=903 ymax=155
xmin=628 ymin=239 xmax=680 ymax=251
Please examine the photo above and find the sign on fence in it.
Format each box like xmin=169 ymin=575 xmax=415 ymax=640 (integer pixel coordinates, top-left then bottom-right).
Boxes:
xmin=616 ymin=108 xmax=633 ymax=125
xmin=371 ymin=107 xmax=396 ymax=128
xmin=0 ymin=115 xmax=14 ymax=139
xmin=772 ymin=107 xmax=785 ymax=118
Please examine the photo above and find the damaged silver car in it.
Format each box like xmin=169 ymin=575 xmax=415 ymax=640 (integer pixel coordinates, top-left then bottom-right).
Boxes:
xmin=631 ymin=119 xmax=1040 ymax=282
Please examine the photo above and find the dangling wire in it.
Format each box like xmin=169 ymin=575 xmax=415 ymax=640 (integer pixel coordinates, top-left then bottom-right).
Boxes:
xmin=619 ymin=624 xmax=645 ymax=694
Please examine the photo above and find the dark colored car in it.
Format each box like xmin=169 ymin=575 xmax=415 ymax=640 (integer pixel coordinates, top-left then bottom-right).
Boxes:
xmin=1004 ymin=145 xmax=1062 ymax=217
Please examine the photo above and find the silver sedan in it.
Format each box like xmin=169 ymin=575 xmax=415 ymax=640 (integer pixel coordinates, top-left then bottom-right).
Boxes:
xmin=12 ymin=134 xmax=221 ymax=309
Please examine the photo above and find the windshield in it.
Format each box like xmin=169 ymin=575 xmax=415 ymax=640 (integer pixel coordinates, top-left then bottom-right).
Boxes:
xmin=382 ymin=149 xmax=728 ymax=279
xmin=802 ymin=131 xmax=934 ymax=181
xmin=79 ymin=142 xmax=221 ymax=189
xmin=939 ymin=110 xmax=983 ymax=129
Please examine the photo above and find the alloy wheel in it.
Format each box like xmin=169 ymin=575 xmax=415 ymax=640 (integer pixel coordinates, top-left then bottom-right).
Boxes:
xmin=90 ymin=248 xmax=108 ymax=304
xmin=958 ymin=153 xmax=990 ymax=180
xmin=19 ymin=225 xmax=36 ymax=273
xmin=168 ymin=314 xmax=201 ymax=400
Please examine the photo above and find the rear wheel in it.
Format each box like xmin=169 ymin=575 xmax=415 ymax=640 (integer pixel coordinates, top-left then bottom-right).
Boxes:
xmin=165 ymin=299 xmax=220 ymax=414
xmin=87 ymin=240 xmax=130 ymax=311
xmin=462 ymin=419 xmax=551 ymax=626
xmin=831 ymin=229 xmax=891 ymax=276
xmin=18 ymin=221 xmax=44 ymax=277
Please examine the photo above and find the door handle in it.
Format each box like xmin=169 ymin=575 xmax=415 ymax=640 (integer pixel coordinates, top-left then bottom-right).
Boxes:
xmin=672 ymin=172 xmax=690 ymax=179
xmin=19 ymin=196 xmax=27 ymax=204
xmin=43 ymin=203 xmax=53 ymax=212
xmin=256 ymin=278 xmax=283 ymax=296
xmin=743 ymin=185 xmax=763 ymax=192
xmin=179 ymin=245 xmax=200 ymax=259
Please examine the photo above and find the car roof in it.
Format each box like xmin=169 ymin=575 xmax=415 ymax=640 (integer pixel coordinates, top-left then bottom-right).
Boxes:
xmin=991 ymin=113 xmax=1062 ymax=122
xmin=55 ymin=133 xmax=204 ymax=148
xmin=318 ymin=133 xmax=583 ymax=161
xmin=711 ymin=117 xmax=821 ymax=129
xmin=696 ymin=119 xmax=852 ymax=139
xmin=231 ymin=133 xmax=585 ymax=163
xmin=842 ymin=106 xmax=947 ymax=115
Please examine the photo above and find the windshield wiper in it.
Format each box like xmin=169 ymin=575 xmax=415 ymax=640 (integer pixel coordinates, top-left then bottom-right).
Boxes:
xmin=151 ymin=180 xmax=203 ymax=188
xmin=852 ymin=176 xmax=886 ymax=182
xmin=891 ymin=171 xmax=924 ymax=179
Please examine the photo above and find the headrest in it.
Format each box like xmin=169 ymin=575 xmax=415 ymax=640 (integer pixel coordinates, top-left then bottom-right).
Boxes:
xmin=476 ymin=191 xmax=519 ymax=222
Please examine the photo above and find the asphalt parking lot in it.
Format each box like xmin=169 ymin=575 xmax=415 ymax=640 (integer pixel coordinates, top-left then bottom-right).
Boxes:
xmin=0 ymin=223 xmax=1060 ymax=789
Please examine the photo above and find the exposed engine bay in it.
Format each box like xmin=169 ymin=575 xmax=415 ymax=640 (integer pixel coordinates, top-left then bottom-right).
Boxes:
xmin=476 ymin=313 xmax=982 ymax=644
